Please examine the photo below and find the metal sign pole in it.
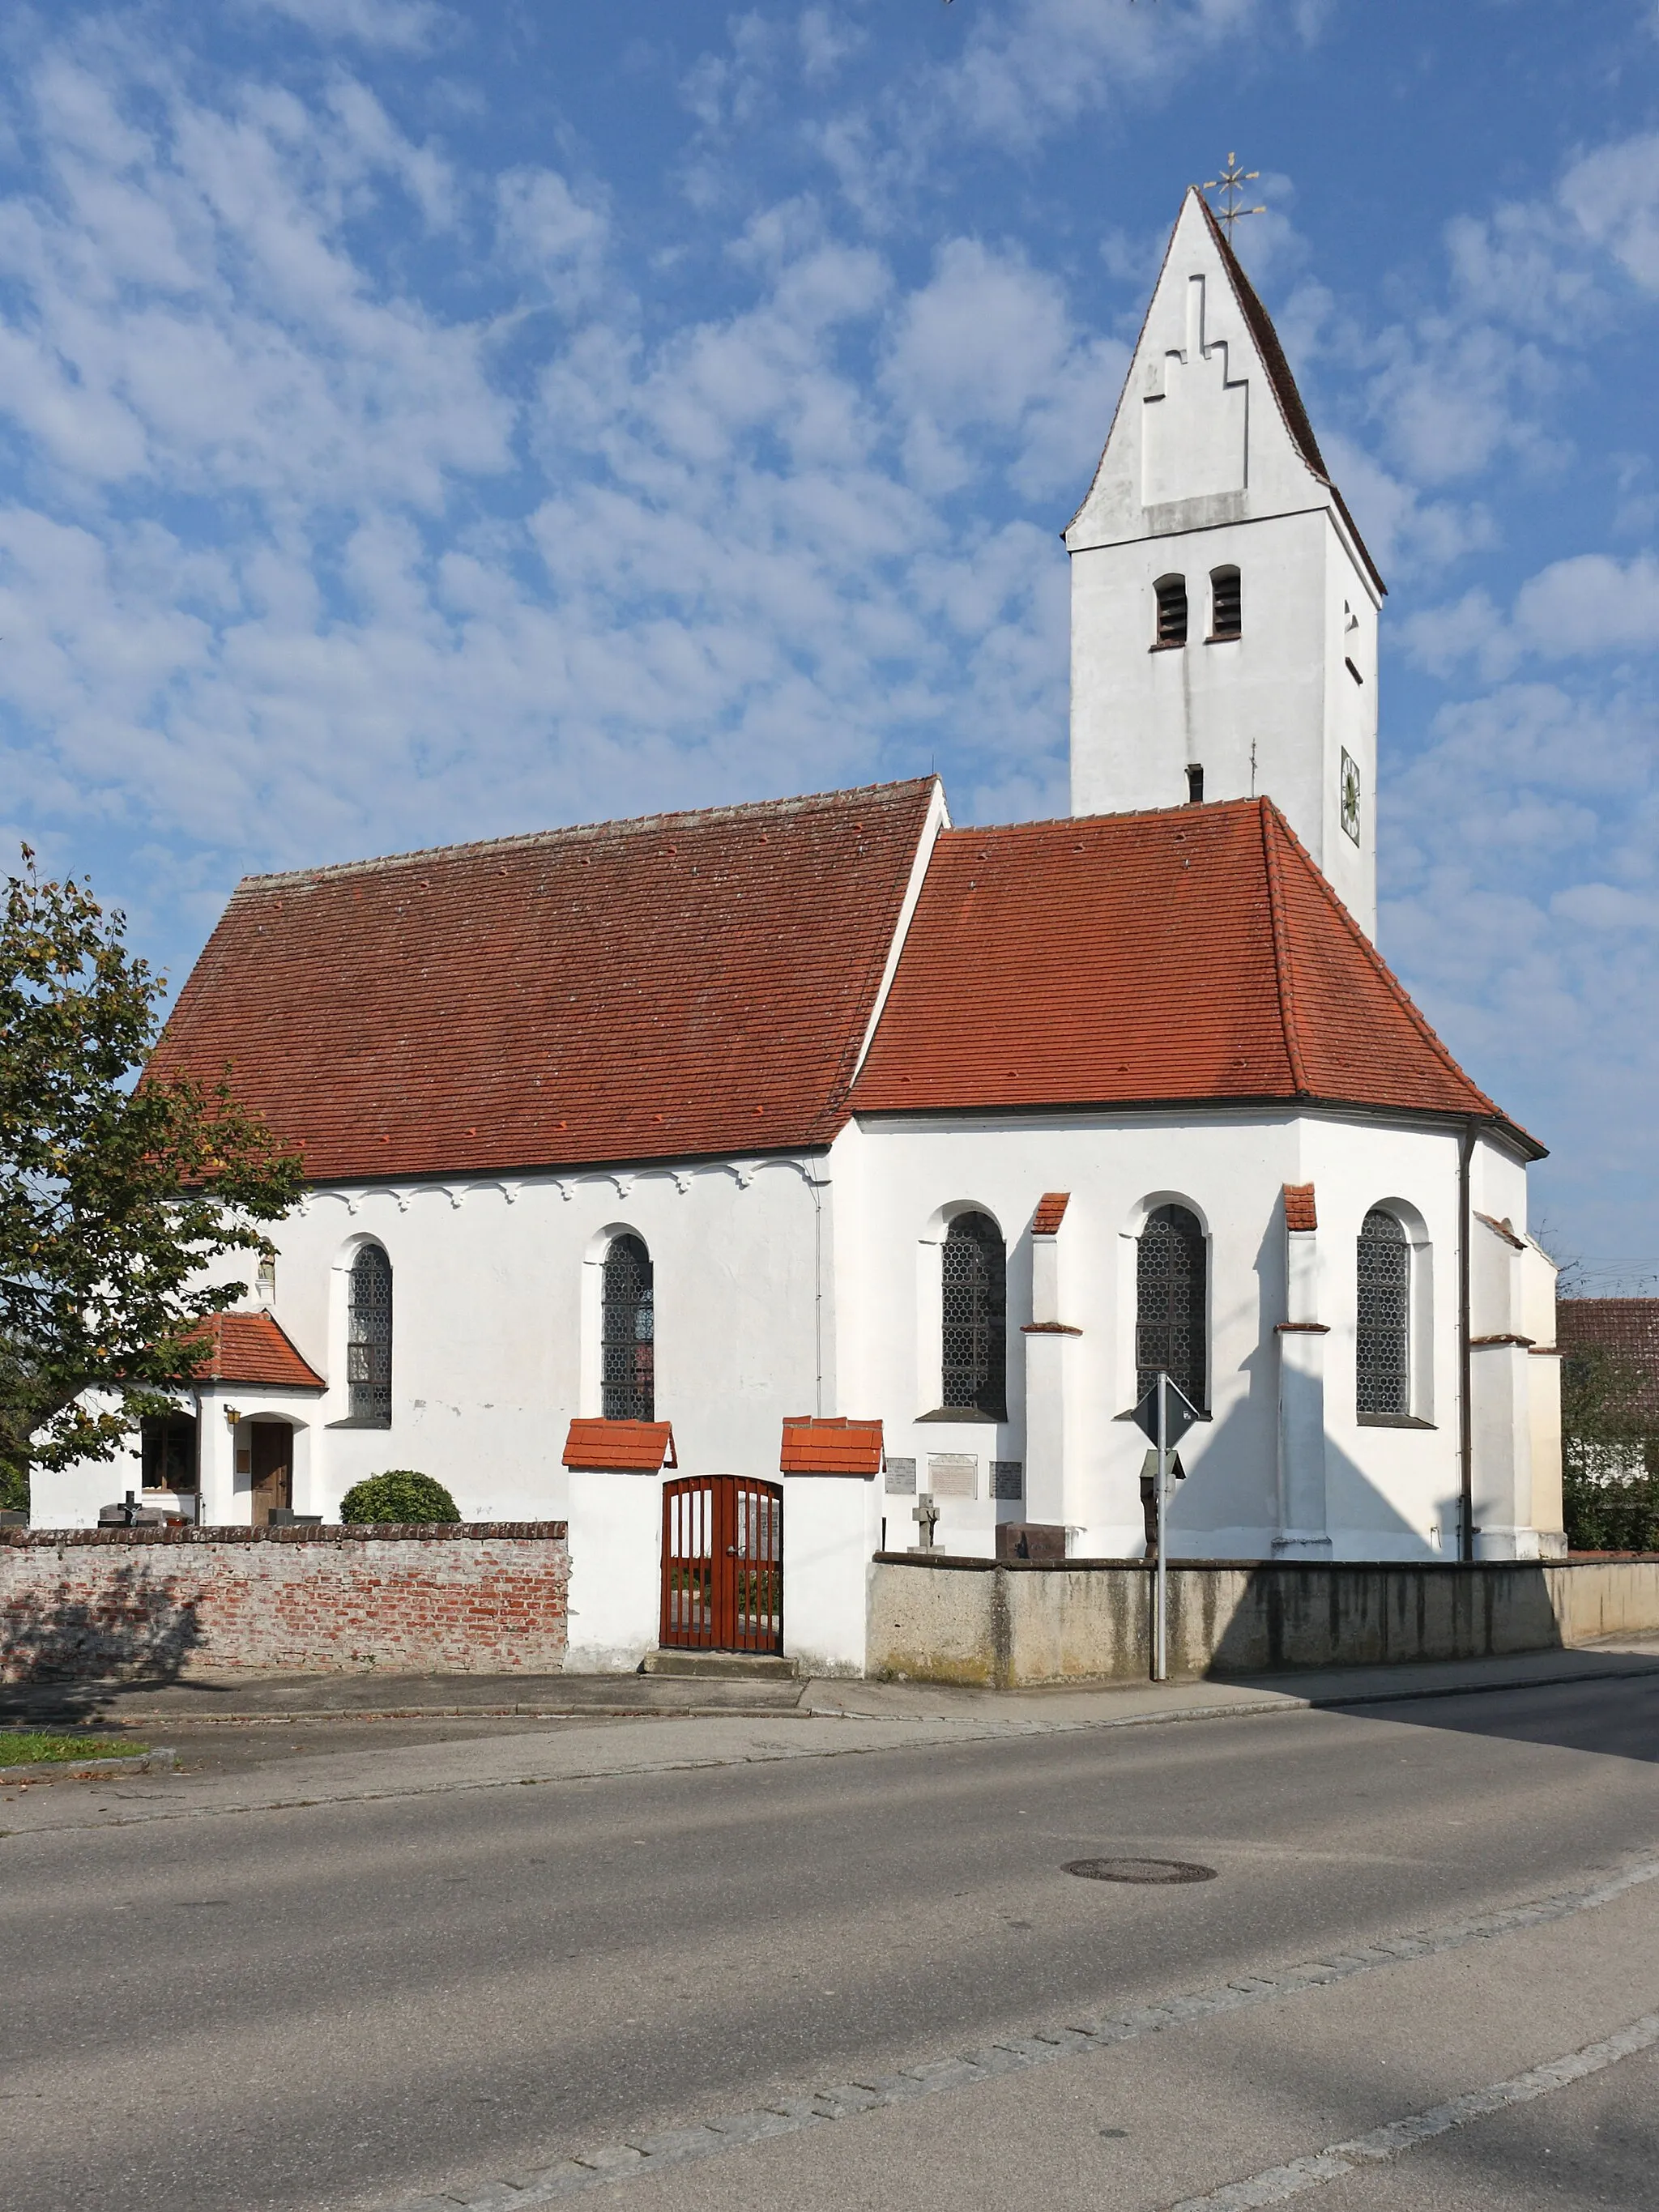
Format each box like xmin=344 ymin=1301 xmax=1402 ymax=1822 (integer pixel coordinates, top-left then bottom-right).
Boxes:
xmin=1154 ymin=1371 xmax=1168 ymax=1683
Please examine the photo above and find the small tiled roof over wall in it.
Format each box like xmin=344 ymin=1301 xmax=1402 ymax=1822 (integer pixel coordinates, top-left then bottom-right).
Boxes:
xmin=187 ymin=1313 xmax=324 ymax=1391
xmin=1558 ymin=1300 xmax=1659 ymax=1424
xmin=150 ymin=780 xmax=937 ymax=1183
xmin=852 ymin=798 xmax=1535 ymax=1151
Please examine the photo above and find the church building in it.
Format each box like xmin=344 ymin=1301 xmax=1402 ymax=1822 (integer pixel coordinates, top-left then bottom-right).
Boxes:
xmin=42 ymin=190 xmax=1563 ymax=1674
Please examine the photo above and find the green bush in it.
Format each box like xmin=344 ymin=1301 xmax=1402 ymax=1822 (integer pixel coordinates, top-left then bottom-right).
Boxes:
xmin=1563 ymin=1464 xmax=1659 ymax=1554
xmin=339 ymin=1470 xmax=461 ymax=1525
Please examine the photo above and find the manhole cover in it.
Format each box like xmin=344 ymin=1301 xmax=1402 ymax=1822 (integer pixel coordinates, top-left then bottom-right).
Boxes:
xmin=1063 ymin=1857 xmax=1217 ymax=1885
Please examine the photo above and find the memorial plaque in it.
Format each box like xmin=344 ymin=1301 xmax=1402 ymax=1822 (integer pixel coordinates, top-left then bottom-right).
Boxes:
xmin=991 ymin=1460 xmax=1024 ymax=1501
xmin=928 ymin=1453 xmax=977 ymax=1499
xmin=885 ymin=1455 xmax=917 ymax=1496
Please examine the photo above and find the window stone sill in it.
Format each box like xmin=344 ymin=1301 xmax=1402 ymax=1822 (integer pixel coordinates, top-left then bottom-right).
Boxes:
xmin=326 ymin=1417 xmax=393 ymax=1431
xmin=915 ymin=1408 xmax=1005 ymax=1425
xmin=1357 ymin=1413 xmax=1436 ymax=1430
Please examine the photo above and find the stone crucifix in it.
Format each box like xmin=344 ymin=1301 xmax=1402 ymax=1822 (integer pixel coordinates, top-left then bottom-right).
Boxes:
xmin=911 ymin=1492 xmax=940 ymax=1551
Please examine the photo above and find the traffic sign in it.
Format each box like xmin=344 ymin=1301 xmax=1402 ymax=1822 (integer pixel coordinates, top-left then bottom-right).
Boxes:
xmin=1132 ymin=1373 xmax=1201 ymax=1448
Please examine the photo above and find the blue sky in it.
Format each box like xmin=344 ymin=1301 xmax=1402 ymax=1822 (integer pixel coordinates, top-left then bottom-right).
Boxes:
xmin=2 ymin=0 xmax=1657 ymax=1280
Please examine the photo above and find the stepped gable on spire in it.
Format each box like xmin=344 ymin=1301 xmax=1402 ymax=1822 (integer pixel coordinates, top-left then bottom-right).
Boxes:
xmin=1193 ymin=191 xmax=1384 ymax=597
xmin=149 ymin=778 xmax=939 ymax=1183
xmin=1064 ymin=185 xmax=1384 ymax=598
xmin=851 ymin=799 xmax=1536 ymax=1153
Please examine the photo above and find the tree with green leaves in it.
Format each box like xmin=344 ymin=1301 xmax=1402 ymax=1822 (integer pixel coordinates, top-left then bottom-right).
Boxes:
xmin=1559 ymin=1335 xmax=1659 ymax=1554
xmin=1 ymin=849 xmax=302 ymax=1511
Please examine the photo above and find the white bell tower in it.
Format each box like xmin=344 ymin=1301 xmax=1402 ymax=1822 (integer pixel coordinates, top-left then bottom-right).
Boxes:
xmin=1065 ymin=187 xmax=1384 ymax=937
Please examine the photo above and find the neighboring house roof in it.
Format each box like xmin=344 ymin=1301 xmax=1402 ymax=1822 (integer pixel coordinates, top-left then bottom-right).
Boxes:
xmin=1557 ymin=1300 xmax=1659 ymax=1424
xmin=562 ymin=1419 xmax=677 ymax=1472
xmin=187 ymin=1312 xmax=325 ymax=1391
xmin=851 ymin=798 xmax=1537 ymax=1154
xmin=149 ymin=779 xmax=938 ymax=1184
xmin=1194 ymin=193 xmax=1385 ymax=599
xmin=780 ymin=1417 xmax=885 ymax=1477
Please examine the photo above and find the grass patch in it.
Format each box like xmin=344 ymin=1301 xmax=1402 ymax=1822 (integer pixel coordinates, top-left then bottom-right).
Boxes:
xmin=0 ymin=1733 xmax=148 ymax=1767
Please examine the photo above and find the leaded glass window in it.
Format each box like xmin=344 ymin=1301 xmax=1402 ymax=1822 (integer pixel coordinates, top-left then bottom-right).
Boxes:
xmin=940 ymin=1212 xmax=1007 ymax=1417
xmin=1357 ymin=1208 xmax=1410 ymax=1418
xmin=1136 ymin=1204 xmax=1206 ymax=1409
xmin=602 ymin=1234 xmax=655 ymax=1421
xmin=348 ymin=1244 xmax=393 ymax=1425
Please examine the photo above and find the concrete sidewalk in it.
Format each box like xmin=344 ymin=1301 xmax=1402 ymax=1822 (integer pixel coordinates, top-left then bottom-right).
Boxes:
xmin=4 ymin=1634 xmax=1658 ymax=1733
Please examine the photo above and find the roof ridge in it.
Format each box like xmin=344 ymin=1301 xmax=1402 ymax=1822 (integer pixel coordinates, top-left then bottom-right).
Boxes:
xmin=951 ymin=795 xmax=1266 ymax=841
xmin=1260 ymin=802 xmax=1510 ymax=1125
xmin=232 ymin=778 xmax=937 ymax=891
xmin=1258 ymin=796 xmax=1311 ymax=1094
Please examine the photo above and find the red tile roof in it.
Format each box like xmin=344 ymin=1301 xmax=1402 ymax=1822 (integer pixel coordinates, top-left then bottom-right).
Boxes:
xmin=1283 ymin=1183 xmax=1317 ymax=1233
xmin=1032 ymin=1192 xmax=1070 ymax=1236
xmin=1556 ymin=1300 xmax=1659 ymax=1421
xmin=150 ymin=780 xmax=937 ymax=1183
xmin=851 ymin=799 xmax=1537 ymax=1153
xmin=187 ymin=1313 xmax=325 ymax=1390
xmin=780 ymin=1417 xmax=884 ymax=1477
xmin=562 ymin=1420 xmax=677 ymax=1473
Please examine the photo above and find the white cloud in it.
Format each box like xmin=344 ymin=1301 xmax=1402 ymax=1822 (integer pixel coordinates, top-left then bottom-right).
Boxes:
xmin=1403 ymin=553 xmax=1659 ymax=676
xmin=238 ymin=0 xmax=452 ymax=56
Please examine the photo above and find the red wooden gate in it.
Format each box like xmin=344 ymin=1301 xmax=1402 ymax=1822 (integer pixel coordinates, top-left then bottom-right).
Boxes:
xmin=660 ymin=1475 xmax=783 ymax=1655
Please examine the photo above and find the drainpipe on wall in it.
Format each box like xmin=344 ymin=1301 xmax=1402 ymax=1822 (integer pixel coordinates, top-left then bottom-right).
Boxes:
xmin=1458 ymin=1119 xmax=1476 ymax=1564
xmin=803 ymin=1160 xmax=825 ymax=1418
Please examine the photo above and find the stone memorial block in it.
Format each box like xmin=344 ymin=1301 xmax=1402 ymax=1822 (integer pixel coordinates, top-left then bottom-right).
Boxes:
xmin=928 ymin=1453 xmax=977 ymax=1499
xmin=991 ymin=1460 xmax=1024 ymax=1500
xmin=885 ymin=1455 xmax=917 ymax=1496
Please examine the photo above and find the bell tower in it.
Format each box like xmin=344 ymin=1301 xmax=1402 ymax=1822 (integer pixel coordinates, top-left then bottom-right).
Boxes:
xmin=1065 ymin=186 xmax=1384 ymax=937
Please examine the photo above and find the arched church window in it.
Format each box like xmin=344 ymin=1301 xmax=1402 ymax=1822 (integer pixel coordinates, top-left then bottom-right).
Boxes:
xmin=1137 ymin=1205 xmax=1206 ymax=1409
xmin=940 ymin=1212 xmax=1007 ymax=1417
xmin=1356 ymin=1208 xmax=1410 ymax=1420
xmin=1154 ymin=575 xmax=1188 ymax=648
xmin=602 ymin=1234 xmax=655 ymax=1421
xmin=348 ymin=1243 xmax=394 ymax=1426
xmin=1209 ymin=566 xmax=1241 ymax=639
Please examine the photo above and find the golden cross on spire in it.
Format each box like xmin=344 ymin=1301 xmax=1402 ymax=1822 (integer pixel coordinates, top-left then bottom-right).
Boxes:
xmin=1203 ymin=153 xmax=1266 ymax=239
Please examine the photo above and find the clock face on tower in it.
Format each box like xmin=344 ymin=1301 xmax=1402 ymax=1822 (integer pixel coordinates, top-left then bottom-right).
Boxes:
xmin=1341 ymin=748 xmax=1362 ymax=846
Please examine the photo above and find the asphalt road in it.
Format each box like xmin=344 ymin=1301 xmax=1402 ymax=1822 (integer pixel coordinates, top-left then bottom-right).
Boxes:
xmin=2 ymin=1675 xmax=1657 ymax=2212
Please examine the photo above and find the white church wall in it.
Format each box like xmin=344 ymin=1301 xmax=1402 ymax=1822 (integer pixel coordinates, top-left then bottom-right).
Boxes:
xmin=842 ymin=1108 xmax=1486 ymax=1564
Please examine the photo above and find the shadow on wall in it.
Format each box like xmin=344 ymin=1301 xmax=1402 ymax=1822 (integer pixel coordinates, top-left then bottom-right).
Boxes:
xmin=1201 ymin=1562 xmax=1564 ymax=1675
xmin=1 ymin=1564 xmax=205 ymax=1686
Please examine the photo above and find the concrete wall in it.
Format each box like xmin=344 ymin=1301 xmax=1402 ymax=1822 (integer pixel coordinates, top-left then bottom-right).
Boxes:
xmin=868 ymin=1554 xmax=1659 ymax=1688
xmin=0 ymin=1524 xmax=568 ymax=1681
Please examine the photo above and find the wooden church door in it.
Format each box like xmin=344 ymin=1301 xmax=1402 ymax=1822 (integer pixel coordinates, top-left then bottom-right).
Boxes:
xmin=249 ymin=1422 xmax=293 ymax=1527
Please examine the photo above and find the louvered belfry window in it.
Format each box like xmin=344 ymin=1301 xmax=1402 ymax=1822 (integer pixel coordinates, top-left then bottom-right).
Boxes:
xmin=348 ymin=1244 xmax=394 ymax=1425
xmin=940 ymin=1212 xmax=1007 ymax=1417
xmin=1210 ymin=565 xmax=1242 ymax=639
xmin=1356 ymin=1208 xmax=1410 ymax=1418
xmin=1154 ymin=575 xmax=1188 ymax=646
xmin=602 ymin=1234 xmax=655 ymax=1421
xmin=1136 ymin=1204 xmax=1207 ymax=1409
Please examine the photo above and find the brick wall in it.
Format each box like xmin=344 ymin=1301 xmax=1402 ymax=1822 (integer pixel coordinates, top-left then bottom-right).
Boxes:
xmin=0 ymin=1524 xmax=569 ymax=1681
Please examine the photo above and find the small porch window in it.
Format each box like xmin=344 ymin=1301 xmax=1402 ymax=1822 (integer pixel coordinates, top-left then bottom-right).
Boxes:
xmin=141 ymin=1412 xmax=198 ymax=1492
